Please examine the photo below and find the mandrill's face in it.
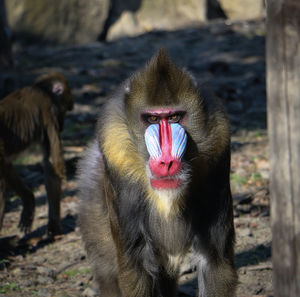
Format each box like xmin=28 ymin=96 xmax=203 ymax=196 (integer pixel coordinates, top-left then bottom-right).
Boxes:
xmin=142 ymin=108 xmax=189 ymax=191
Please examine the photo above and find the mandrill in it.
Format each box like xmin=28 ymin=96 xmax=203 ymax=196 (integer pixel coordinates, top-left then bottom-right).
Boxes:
xmin=0 ymin=72 xmax=73 ymax=235
xmin=78 ymin=49 xmax=237 ymax=297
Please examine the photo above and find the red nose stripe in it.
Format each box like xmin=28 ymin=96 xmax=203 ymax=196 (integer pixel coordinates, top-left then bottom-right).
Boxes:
xmin=149 ymin=119 xmax=182 ymax=179
xmin=159 ymin=119 xmax=173 ymax=162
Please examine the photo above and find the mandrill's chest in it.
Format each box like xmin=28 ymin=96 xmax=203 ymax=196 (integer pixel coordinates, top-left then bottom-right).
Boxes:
xmin=147 ymin=209 xmax=192 ymax=255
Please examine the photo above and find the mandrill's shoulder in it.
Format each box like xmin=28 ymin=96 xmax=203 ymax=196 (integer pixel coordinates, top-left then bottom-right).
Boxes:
xmin=77 ymin=140 xmax=105 ymax=199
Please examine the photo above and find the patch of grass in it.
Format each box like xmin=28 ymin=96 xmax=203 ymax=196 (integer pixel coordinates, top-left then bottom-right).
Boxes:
xmin=14 ymin=155 xmax=32 ymax=165
xmin=64 ymin=267 xmax=92 ymax=278
xmin=0 ymin=259 xmax=10 ymax=265
xmin=231 ymin=173 xmax=248 ymax=186
xmin=64 ymin=269 xmax=79 ymax=277
xmin=0 ymin=282 xmax=19 ymax=293
xmin=80 ymin=267 xmax=92 ymax=275
xmin=46 ymin=257 xmax=56 ymax=264
xmin=9 ymin=194 xmax=19 ymax=201
xmin=250 ymin=172 xmax=262 ymax=181
xmin=13 ymin=145 xmax=41 ymax=165
xmin=254 ymin=129 xmax=266 ymax=139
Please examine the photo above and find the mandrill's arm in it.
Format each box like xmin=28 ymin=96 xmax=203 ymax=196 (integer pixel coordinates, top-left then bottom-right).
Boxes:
xmin=42 ymin=106 xmax=65 ymax=180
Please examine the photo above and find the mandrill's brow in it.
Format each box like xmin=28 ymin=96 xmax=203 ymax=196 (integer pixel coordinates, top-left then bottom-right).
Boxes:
xmin=140 ymin=109 xmax=187 ymax=123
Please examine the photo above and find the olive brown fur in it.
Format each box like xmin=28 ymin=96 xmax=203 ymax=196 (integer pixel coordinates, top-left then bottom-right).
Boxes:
xmin=0 ymin=72 xmax=73 ymax=235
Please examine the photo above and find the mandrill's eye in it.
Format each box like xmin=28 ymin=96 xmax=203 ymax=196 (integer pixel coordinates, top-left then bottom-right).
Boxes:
xmin=147 ymin=115 xmax=160 ymax=124
xmin=168 ymin=114 xmax=181 ymax=123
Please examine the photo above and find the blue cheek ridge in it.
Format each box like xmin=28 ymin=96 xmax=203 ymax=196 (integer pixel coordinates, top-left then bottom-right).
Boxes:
xmin=145 ymin=123 xmax=187 ymax=160
xmin=171 ymin=123 xmax=187 ymax=159
xmin=145 ymin=124 xmax=161 ymax=159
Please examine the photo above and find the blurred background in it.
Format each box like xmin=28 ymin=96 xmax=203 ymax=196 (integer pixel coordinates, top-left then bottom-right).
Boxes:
xmin=4 ymin=0 xmax=265 ymax=43
xmin=0 ymin=1 xmax=271 ymax=297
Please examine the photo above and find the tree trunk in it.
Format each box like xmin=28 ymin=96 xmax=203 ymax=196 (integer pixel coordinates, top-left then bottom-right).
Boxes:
xmin=266 ymin=0 xmax=300 ymax=296
xmin=0 ymin=0 xmax=13 ymax=70
xmin=0 ymin=0 xmax=15 ymax=98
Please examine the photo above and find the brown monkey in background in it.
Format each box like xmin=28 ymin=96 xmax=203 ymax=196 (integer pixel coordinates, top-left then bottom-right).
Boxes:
xmin=78 ymin=49 xmax=237 ymax=297
xmin=0 ymin=72 xmax=73 ymax=235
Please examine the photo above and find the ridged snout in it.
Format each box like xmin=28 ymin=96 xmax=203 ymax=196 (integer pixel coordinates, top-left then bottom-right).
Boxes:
xmin=145 ymin=122 xmax=187 ymax=178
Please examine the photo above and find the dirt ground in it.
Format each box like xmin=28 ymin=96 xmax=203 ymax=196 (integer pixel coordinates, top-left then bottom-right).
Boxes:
xmin=0 ymin=18 xmax=272 ymax=297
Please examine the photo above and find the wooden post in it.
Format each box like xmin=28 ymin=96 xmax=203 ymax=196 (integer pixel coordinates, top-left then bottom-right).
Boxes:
xmin=0 ymin=0 xmax=15 ymax=98
xmin=0 ymin=0 xmax=13 ymax=70
xmin=266 ymin=0 xmax=300 ymax=296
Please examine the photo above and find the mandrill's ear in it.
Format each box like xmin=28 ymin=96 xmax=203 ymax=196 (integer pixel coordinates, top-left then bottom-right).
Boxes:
xmin=52 ymin=81 xmax=64 ymax=96
xmin=124 ymin=80 xmax=131 ymax=94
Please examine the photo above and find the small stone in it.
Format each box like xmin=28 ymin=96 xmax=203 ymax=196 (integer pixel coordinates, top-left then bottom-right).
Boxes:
xmin=33 ymin=256 xmax=46 ymax=265
xmin=239 ymin=267 xmax=247 ymax=274
xmin=37 ymin=266 xmax=55 ymax=277
xmin=37 ymin=288 xmax=50 ymax=297
xmin=259 ymin=169 xmax=269 ymax=180
xmin=83 ymin=287 xmax=98 ymax=297
xmin=239 ymin=228 xmax=252 ymax=237
xmin=25 ymin=265 xmax=37 ymax=271
xmin=22 ymin=279 xmax=36 ymax=287
xmin=236 ymin=204 xmax=252 ymax=214
xmin=37 ymin=275 xmax=54 ymax=285
xmin=15 ymin=255 xmax=24 ymax=261
xmin=12 ymin=267 xmax=22 ymax=275
xmin=250 ymin=222 xmax=258 ymax=228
